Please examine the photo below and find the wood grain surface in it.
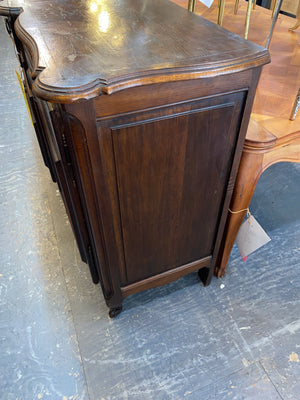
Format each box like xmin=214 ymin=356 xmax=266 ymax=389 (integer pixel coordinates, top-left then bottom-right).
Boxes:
xmin=1 ymin=0 xmax=269 ymax=101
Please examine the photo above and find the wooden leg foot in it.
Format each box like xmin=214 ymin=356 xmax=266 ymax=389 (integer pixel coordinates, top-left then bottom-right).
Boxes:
xmin=198 ymin=267 xmax=212 ymax=286
xmin=109 ymin=305 xmax=123 ymax=318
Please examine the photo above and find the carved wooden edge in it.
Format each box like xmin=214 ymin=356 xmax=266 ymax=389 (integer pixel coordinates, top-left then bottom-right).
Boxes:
xmin=33 ymin=52 xmax=270 ymax=103
xmin=0 ymin=4 xmax=21 ymax=18
xmin=1 ymin=3 xmax=270 ymax=103
xmin=244 ymin=130 xmax=300 ymax=152
xmin=0 ymin=4 xmax=43 ymax=78
xmin=244 ymin=120 xmax=277 ymax=150
xmin=14 ymin=17 xmax=44 ymax=78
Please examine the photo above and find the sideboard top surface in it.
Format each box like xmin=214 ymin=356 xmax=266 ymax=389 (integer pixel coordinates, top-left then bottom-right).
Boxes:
xmin=1 ymin=0 xmax=269 ymax=101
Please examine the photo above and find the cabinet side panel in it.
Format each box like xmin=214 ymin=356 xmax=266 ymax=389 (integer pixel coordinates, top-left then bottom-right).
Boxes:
xmin=111 ymin=94 xmax=245 ymax=284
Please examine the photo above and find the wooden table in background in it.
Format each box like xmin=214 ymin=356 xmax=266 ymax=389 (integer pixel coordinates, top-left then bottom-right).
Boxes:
xmin=174 ymin=0 xmax=300 ymax=276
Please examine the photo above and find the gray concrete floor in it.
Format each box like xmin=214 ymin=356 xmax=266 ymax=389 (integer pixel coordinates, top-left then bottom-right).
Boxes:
xmin=1 ymin=21 xmax=300 ymax=400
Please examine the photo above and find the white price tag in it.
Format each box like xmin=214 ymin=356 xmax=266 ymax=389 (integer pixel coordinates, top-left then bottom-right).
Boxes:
xmin=236 ymin=215 xmax=271 ymax=260
xmin=198 ymin=0 xmax=215 ymax=8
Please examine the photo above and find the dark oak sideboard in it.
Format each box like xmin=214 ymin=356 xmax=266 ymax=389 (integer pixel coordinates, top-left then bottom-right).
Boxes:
xmin=0 ymin=0 xmax=270 ymax=316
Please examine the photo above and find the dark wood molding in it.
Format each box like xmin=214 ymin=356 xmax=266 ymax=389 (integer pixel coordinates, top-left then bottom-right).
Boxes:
xmin=14 ymin=17 xmax=44 ymax=78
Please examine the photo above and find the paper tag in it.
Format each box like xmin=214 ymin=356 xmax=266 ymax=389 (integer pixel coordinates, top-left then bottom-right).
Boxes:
xmin=15 ymin=70 xmax=34 ymax=128
xmin=236 ymin=215 xmax=271 ymax=259
xmin=198 ymin=0 xmax=215 ymax=8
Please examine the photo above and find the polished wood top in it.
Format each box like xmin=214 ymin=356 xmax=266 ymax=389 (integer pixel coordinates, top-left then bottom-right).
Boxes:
xmin=0 ymin=0 xmax=269 ymax=101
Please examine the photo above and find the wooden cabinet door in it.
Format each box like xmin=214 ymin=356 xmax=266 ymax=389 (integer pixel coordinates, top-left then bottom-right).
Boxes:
xmin=97 ymin=91 xmax=246 ymax=286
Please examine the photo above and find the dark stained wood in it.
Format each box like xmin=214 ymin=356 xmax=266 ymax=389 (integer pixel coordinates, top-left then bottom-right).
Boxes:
xmin=111 ymin=94 xmax=245 ymax=284
xmin=1 ymin=0 xmax=269 ymax=315
xmin=121 ymin=257 xmax=212 ymax=298
xmin=2 ymin=0 xmax=269 ymax=101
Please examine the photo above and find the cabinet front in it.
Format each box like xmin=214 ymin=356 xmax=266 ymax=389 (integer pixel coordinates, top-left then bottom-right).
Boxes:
xmin=96 ymin=91 xmax=247 ymax=287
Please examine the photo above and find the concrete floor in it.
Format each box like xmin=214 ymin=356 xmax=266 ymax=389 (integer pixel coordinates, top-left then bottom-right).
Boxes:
xmin=0 ymin=21 xmax=300 ymax=400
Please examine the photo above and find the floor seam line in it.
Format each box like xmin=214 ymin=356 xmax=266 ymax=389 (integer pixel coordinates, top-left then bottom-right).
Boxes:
xmin=259 ymin=360 xmax=285 ymax=400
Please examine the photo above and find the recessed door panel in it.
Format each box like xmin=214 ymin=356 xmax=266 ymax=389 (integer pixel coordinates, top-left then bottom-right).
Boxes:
xmin=110 ymin=94 xmax=245 ymax=284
